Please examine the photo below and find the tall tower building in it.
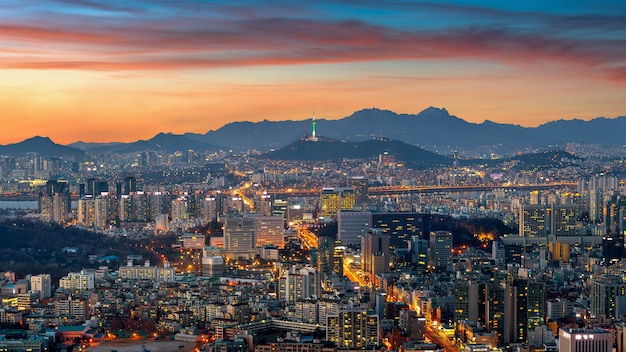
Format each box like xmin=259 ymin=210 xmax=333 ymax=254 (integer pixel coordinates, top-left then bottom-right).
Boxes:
xmin=527 ymin=281 xmax=546 ymax=331
xmin=317 ymin=236 xmax=335 ymax=287
xmin=485 ymin=282 xmax=505 ymax=345
xmin=39 ymin=179 xmax=71 ymax=223
xmin=590 ymin=275 xmax=626 ymax=320
xmin=333 ymin=240 xmax=344 ymax=276
xmin=347 ymin=176 xmax=369 ymax=205
xmin=361 ymin=229 xmax=390 ymax=281
xmin=454 ymin=280 xmax=486 ymax=325
xmin=429 ymin=231 xmax=453 ymax=272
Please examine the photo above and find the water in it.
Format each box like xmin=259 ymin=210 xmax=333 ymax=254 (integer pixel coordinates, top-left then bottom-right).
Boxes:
xmin=0 ymin=200 xmax=39 ymax=210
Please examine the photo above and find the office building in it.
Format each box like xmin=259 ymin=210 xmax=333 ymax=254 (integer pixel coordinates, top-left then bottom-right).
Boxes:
xmin=347 ymin=176 xmax=369 ymax=205
xmin=590 ymin=275 xmax=626 ymax=320
xmin=320 ymin=187 xmax=356 ymax=218
xmin=254 ymin=216 xmax=285 ymax=248
xmin=558 ymin=328 xmax=611 ymax=352
xmin=372 ymin=212 xmax=423 ymax=247
xmin=317 ymin=236 xmax=335 ymax=287
xmin=361 ymin=229 xmax=390 ymax=281
xmin=224 ymin=217 xmax=256 ymax=251
xmin=338 ymin=211 xmax=371 ymax=246
xmin=429 ymin=231 xmax=452 ymax=272
xmin=454 ymin=280 xmax=486 ymax=325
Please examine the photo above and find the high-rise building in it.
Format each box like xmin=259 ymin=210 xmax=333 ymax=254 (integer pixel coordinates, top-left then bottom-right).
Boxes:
xmin=454 ymin=280 xmax=486 ymax=325
xmin=123 ymin=176 xmax=137 ymax=195
xmin=527 ymin=281 xmax=546 ymax=331
xmin=551 ymin=204 xmax=577 ymax=236
xmin=429 ymin=231 xmax=452 ymax=272
xmin=254 ymin=216 xmax=284 ymax=248
xmin=326 ymin=307 xmax=379 ymax=349
xmin=411 ymin=237 xmax=429 ymax=269
xmin=271 ymin=195 xmax=288 ymax=219
xmin=347 ymin=176 xmax=369 ymax=205
xmin=520 ymin=204 xmax=577 ymax=237
xmin=59 ymin=270 xmax=94 ymax=292
xmin=520 ymin=204 xmax=548 ymax=237
xmin=278 ymin=266 xmax=319 ymax=303
xmin=333 ymin=240 xmax=344 ymax=276
xmin=485 ymin=282 xmax=505 ymax=344
xmin=39 ymin=179 xmax=71 ymax=223
xmin=317 ymin=236 xmax=335 ymax=287
xmin=320 ymin=187 xmax=356 ymax=218
xmin=338 ymin=211 xmax=371 ymax=246
xmin=590 ymin=275 xmax=626 ymax=320
xmin=372 ymin=212 xmax=423 ymax=247
xmin=361 ymin=229 xmax=390 ymax=281
xmin=558 ymin=328 xmax=611 ymax=352
xmin=30 ymin=274 xmax=51 ymax=300
xmin=171 ymin=196 xmax=188 ymax=221
xmin=224 ymin=217 xmax=255 ymax=251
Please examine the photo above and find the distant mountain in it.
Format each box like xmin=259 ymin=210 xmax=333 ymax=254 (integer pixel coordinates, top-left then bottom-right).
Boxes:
xmin=0 ymin=136 xmax=85 ymax=158
xmin=531 ymin=116 xmax=626 ymax=144
xmin=5 ymin=107 xmax=626 ymax=156
xmin=185 ymin=119 xmax=314 ymax=151
xmin=260 ymin=137 xmax=452 ymax=169
xmin=69 ymin=141 xmax=124 ymax=151
xmin=186 ymin=107 xmax=625 ymax=152
xmin=83 ymin=133 xmax=224 ymax=154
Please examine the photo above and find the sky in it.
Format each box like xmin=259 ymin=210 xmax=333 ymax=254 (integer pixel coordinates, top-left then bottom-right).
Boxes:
xmin=1 ymin=0 xmax=625 ymax=144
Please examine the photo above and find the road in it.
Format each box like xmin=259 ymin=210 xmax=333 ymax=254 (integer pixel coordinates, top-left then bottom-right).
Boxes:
xmin=425 ymin=327 xmax=460 ymax=352
xmin=297 ymin=228 xmax=318 ymax=249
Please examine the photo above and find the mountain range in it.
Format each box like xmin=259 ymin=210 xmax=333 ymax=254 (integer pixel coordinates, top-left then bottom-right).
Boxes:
xmin=1 ymin=107 xmax=625 ymax=157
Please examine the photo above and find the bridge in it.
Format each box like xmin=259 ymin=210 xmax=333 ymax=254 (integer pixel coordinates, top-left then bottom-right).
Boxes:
xmin=263 ymin=182 xmax=577 ymax=198
xmin=367 ymin=182 xmax=577 ymax=195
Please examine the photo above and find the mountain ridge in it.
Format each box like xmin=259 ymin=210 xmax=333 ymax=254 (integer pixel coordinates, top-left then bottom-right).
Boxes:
xmin=3 ymin=107 xmax=626 ymax=155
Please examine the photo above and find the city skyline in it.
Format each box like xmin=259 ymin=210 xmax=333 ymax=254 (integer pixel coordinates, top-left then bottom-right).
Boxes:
xmin=1 ymin=0 xmax=625 ymax=144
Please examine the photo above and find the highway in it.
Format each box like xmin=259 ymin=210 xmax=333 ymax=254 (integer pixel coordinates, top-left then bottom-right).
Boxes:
xmin=425 ymin=326 xmax=460 ymax=352
xmin=297 ymin=227 xmax=318 ymax=249
xmin=343 ymin=261 xmax=366 ymax=287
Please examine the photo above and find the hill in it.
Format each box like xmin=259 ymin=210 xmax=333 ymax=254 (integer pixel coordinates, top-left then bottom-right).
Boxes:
xmin=260 ymin=137 xmax=452 ymax=169
xmin=0 ymin=136 xmax=85 ymax=158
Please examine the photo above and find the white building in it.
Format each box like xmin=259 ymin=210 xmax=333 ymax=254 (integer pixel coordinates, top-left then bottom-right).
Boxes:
xmin=559 ymin=328 xmax=611 ymax=352
xmin=30 ymin=274 xmax=51 ymax=300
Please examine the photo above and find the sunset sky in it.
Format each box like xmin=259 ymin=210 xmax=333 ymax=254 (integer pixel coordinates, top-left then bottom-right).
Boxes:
xmin=1 ymin=0 xmax=625 ymax=144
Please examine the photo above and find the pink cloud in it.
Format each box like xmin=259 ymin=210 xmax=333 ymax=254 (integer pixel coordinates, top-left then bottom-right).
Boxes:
xmin=0 ymin=17 xmax=624 ymax=82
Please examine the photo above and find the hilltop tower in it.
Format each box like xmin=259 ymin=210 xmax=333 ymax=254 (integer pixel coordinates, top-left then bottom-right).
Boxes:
xmin=311 ymin=113 xmax=317 ymax=141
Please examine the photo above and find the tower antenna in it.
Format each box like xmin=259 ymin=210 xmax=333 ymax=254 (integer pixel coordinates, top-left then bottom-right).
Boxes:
xmin=311 ymin=109 xmax=317 ymax=141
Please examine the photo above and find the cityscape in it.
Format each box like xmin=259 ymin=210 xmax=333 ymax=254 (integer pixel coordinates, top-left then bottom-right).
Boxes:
xmin=1 ymin=113 xmax=626 ymax=352
xmin=1 ymin=2 xmax=626 ymax=352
